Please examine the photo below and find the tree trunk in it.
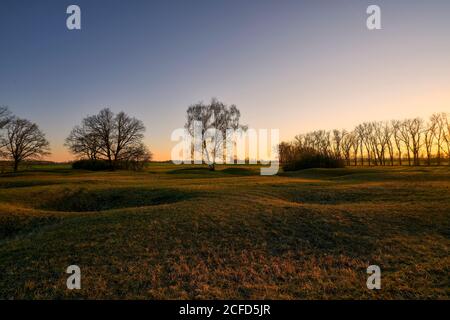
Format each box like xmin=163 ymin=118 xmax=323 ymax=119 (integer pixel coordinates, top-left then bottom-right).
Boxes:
xmin=360 ymin=143 xmax=364 ymax=166
xmin=437 ymin=148 xmax=441 ymax=166
xmin=13 ymin=161 xmax=19 ymax=172
xmin=397 ymin=149 xmax=402 ymax=166
xmin=109 ymin=159 xmax=114 ymax=170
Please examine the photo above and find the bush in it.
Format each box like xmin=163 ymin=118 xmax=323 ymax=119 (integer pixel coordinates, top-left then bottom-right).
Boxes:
xmin=114 ymin=160 xmax=147 ymax=171
xmin=72 ymin=160 xmax=112 ymax=171
xmin=282 ymin=152 xmax=345 ymax=171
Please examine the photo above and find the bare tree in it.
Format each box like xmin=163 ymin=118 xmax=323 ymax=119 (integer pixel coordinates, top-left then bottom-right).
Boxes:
xmin=358 ymin=123 xmax=374 ymax=166
xmin=370 ymin=122 xmax=387 ymax=165
xmin=65 ymin=124 xmax=100 ymax=160
xmin=382 ymin=122 xmax=394 ymax=166
xmin=0 ymin=106 xmax=11 ymax=129
xmin=185 ymin=98 xmax=246 ymax=170
xmin=332 ymin=129 xmax=345 ymax=159
xmin=0 ymin=106 xmax=13 ymax=156
xmin=431 ymin=113 xmax=445 ymax=165
xmin=341 ymin=131 xmax=353 ymax=166
xmin=121 ymin=142 xmax=153 ymax=170
xmin=112 ymin=111 xmax=146 ymax=164
xmin=66 ymin=108 xmax=149 ymax=169
xmin=1 ymin=118 xmax=50 ymax=172
xmin=442 ymin=113 xmax=450 ymax=164
xmin=310 ymin=130 xmax=332 ymax=156
xmin=392 ymin=120 xmax=403 ymax=166
xmin=83 ymin=108 xmax=115 ymax=165
xmin=280 ymin=112 xmax=450 ymax=169
xmin=354 ymin=125 xmax=365 ymax=166
xmin=409 ymin=118 xmax=425 ymax=166
xmin=423 ymin=119 xmax=436 ymax=166
xmin=349 ymin=131 xmax=360 ymax=166
xmin=399 ymin=120 xmax=413 ymax=166
xmin=279 ymin=141 xmax=296 ymax=165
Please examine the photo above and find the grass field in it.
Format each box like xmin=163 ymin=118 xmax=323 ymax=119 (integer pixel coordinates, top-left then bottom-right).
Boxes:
xmin=0 ymin=163 xmax=449 ymax=299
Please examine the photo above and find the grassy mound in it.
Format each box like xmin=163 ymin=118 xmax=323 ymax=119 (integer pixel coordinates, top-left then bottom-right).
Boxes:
xmin=0 ymin=211 xmax=61 ymax=241
xmin=41 ymin=187 xmax=195 ymax=212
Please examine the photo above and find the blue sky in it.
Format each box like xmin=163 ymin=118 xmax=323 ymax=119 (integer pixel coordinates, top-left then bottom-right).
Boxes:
xmin=1 ymin=0 xmax=450 ymax=160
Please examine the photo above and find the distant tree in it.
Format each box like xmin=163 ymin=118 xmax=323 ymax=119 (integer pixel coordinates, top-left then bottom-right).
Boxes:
xmin=66 ymin=108 xmax=149 ymax=170
xmin=423 ymin=118 xmax=436 ymax=166
xmin=185 ymin=98 xmax=246 ymax=170
xmin=279 ymin=135 xmax=345 ymax=171
xmin=442 ymin=113 xmax=450 ymax=164
xmin=391 ymin=120 xmax=403 ymax=165
xmin=372 ymin=122 xmax=387 ymax=165
xmin=354 ymin=125 xmax=365 ymax=166
xmin=332 ymin=129 xmax=345 ymax=159
xmin=341 ymin=131 xmax=353 ymax=166
xmin=65 ymin=123 xmax=100 ymax=160
xmin=399 ymin=120 xmax=413 ymax=166
xmin=1 ymin=118 xmax=50 ymax=172
xmin=278 ymin=141 xmax=295 ymax=165
xmin=280 ymin=112 xmax=449 ymax=169
xmin=359 ymin=123 xmax=374 ymax=166
xmin=411 ymin=118 xmax=425 ymax=166
xmin=83 ymin=108 xmax=116 ymax=165
xmin=349 ymin=132 xmax=360 ymax=166
xmin=431 ymin=113 xmax=445 ymax=165
xmin=0 ymin=106 xmax=13 ymax=156
xmin=383 ymin=122 xmax=395 ymax=166
xmin=120 ymin=142 xmax=153 ymax=170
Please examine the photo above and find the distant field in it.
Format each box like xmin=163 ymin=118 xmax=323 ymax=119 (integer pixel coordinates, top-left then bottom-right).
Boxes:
xmin=0 ymin=164 xmax=449 ymax=299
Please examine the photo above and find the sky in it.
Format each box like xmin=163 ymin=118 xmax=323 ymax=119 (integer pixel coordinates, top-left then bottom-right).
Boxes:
xmin=1 ymin=0 xmax=450 ymax=161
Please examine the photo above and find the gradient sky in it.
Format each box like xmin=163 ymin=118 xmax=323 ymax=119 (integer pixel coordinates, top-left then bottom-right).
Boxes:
xmin=1 ymin=0 xmax=450 ymax=161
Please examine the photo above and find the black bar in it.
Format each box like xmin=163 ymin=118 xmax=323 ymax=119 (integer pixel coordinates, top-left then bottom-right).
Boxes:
xmin=0 ymin=300 xmax=446 ymax=318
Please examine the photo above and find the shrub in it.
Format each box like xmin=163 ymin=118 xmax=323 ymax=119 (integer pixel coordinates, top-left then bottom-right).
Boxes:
xmin=114 ymin=160 xmax=147 ymax=171
xmin=282 ymin=152 xmax=345 ymax=171
xmin=72 ymin=160 xmax=112 ymax=171
xmin=72 ymin=159 xmax=149 ymax=171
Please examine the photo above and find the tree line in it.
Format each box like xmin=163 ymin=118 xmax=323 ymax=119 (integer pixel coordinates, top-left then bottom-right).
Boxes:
xmin=2 ymin=102 xmax=449 ymax=172
xmin=279 ymin=113 xmax=450 ymax=168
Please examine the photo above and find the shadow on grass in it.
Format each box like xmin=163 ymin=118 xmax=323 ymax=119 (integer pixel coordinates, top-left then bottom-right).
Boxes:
xmin=259 ymin=208 xmax=376 ymax=258
xmin=0 ymin=215 xmax=61 ymax=241
xmin=167 ymin=167 xmax=215 ymax=176
xmin=221 ymin=168 xmax=257 ymax=176
xmin=41 ymin=187 xmax=196 ymax=212
xmin=280 ymin=167 xmax=450 ymax=182
xmin=167 ymin=166 xmax=257 ymax=177
xmin=0 ymin=180 xmax=61 ymax=189
xmin=269 ymin=182 xmax=445 ymax=205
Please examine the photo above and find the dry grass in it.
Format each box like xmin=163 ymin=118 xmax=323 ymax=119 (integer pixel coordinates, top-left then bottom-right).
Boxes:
xmin=0 ymin=164 xmax=449 ymax=299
